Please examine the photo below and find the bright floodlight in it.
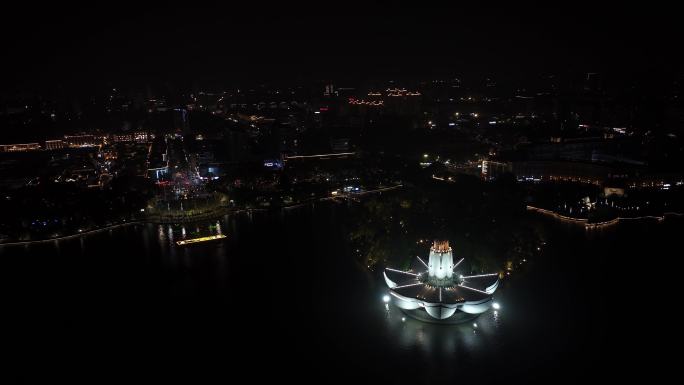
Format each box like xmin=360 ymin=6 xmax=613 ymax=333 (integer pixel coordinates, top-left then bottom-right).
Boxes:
xmin=383 ymin=239 xmax=500 ymax=322
xmin=492 ymin=302 xmax=500 ymax=310
xmin=383 ymin=295 xmax=390 ymax=303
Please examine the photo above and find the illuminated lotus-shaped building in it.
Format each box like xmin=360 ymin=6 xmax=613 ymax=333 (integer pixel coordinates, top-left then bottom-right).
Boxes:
xmin=384 ymin=240 xmax=500 ymax=321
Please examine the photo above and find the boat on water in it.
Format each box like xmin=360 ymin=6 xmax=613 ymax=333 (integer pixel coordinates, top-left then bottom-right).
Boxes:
xmin=176 ymin=234 xmax=227 ymax=246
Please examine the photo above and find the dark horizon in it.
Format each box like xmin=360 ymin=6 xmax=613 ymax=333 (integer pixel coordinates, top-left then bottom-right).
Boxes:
xmin=3 ymin=3 xmax=683 ymax=94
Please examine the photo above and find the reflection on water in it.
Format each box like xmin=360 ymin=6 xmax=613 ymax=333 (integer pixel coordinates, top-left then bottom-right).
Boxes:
xmin=157 ymin=224 xmax=165 ymax=242
xmin=381 ymin=292 xmax=503 ymax=356
xmin=3 ymin=203 xmax=677 ymax=383
xmin=144 ymin=211 xmax=509 ymax=358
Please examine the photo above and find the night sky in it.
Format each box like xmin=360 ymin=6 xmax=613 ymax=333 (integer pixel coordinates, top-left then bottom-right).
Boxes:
xmin=2 ymin=2 xmax=682 ymax=92
xmin=2 ymin=4 xmax=684 ymax=383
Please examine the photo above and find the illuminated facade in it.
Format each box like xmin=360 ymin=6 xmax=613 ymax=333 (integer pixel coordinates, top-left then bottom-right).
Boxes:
xmin=384 ymin=240 xmax=499 ymax=321
xmin=64 ymin=135 xmax=98 ymax=147
xmin=111 ymin=131 xmax=151 ymax=143
xmin=0 ymin=143 xmax=41 ymax=152
xmin=348 ymin=98 xmax=384 ymax=107
xmin=45 ymin=140 xmax=66 ymax=150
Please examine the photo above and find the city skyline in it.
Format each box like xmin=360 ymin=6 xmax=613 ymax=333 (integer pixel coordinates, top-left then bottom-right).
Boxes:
xmin=2 ymin=4 xmax=682 ymax=384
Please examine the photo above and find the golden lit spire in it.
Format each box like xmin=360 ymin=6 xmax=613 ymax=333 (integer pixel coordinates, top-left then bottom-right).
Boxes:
xmin=432 ymin=240 xmax=450 ymax=253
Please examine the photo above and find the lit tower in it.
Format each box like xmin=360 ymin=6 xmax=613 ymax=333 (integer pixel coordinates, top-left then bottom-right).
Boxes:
xmin=428 ymin=240 xmax=454 ymax=279
xmin=384 ymin=239 xmax=500 ymax=321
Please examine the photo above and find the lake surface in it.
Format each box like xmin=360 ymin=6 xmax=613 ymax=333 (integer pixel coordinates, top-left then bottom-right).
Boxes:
xmin=3 ymin=202 xmax=680 ymax=383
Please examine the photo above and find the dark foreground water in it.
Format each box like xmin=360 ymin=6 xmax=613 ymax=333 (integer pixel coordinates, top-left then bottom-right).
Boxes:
xmin=2 ymin=203 xmax=681 ymax=383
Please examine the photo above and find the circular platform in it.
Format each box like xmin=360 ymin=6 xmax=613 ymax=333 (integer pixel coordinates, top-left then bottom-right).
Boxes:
xmin=401 ymin=308 xmax=481 ymax=324
xmin=384 ymin=240 xmax=500 ymax=322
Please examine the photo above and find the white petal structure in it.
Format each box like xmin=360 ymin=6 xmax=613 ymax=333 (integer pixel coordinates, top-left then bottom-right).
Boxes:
xmin=428 ymin=240 xmax=454 ymax=279
xmin=383 ymin=240 xmax=500 ymax=321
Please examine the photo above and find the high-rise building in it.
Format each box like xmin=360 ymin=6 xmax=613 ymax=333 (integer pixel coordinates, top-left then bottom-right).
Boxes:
xmin=323 ymin=82 xmax=335 ymax=97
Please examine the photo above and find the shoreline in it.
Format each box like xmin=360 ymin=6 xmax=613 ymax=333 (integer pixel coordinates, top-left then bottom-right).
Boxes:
xmin=0 ymin=184 xmax=404 ymax=247
xmin=0 ymin=220 xmax=144 ymax=247
xmin=526 ymin=205 xmax=684 ymax=229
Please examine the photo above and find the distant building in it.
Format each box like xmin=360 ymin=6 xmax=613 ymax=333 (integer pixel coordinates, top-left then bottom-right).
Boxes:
xmin=147 ymin=166 xmax=168 ymax=180
xmin=111 ymin=131 xmax=151 ymax=143
xmin=511 ymin=160 xmax=611 ymax=185
xmin=45 ymin=140 xmax=66 ymax=150
xmin=336 ymin=87 xmax=356 ymax=98
xmin=481 ymin=160 xmax=511 ymax=180
xmin=330 ymin=138 xmax=350 ymax=152
xmin=64 ymin=135 xmax=97 ymax=147
xmin=0 ymin=143 xmax=41 ymax=152
xmin=323 ymin=82 xmax=335 ymax=97
xmin=523 ymin=138 xmax=645 ymax=166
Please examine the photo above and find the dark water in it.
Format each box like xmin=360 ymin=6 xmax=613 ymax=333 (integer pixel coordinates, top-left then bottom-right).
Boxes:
xmin=2 ymin=203 xmax=680 ymax=383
